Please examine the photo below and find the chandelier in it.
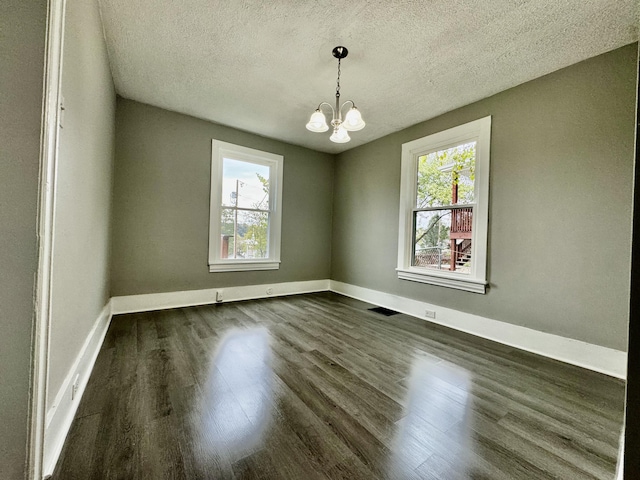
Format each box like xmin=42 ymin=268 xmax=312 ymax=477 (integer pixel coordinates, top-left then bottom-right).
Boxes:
xmin=306 ymin=46 xmax=365 ymax=143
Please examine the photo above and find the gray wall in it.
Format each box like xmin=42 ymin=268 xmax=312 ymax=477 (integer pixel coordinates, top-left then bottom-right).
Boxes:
xmin=0 ymin=1 xmax=47 ymax=478
xmin=47 ymin=0 xmax=116 ymax=409
xmin=111 ymin=99 xmax=334 ymax=296
xmin=332 ymin=44 xmax=637 ymax=351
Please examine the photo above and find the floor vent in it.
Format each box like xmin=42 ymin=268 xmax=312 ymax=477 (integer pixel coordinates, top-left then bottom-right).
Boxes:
xmin=368 ymin=306 xmax=400 ymax=316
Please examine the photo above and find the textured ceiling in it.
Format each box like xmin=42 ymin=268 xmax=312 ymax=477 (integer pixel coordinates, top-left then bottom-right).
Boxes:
xmin=97 ymin=0 xmax=638 ymax=154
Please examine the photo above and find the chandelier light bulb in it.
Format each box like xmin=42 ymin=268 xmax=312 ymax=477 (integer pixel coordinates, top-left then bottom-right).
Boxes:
xmin=343 ymin=107 xmax=365 ymax=131
xmin=306 ymin=109 xmax=329 ymax=132
xmin=330 ymin=125 xmax=351 ymax=143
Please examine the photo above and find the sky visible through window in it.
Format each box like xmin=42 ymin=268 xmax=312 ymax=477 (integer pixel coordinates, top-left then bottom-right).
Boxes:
xmin=222 ymin=158 xmax=270 ymax=209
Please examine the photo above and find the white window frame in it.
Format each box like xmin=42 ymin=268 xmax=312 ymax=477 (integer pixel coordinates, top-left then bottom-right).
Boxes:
xmin=397 ymin=116 xmax=491 ymax=294
xmin=208 ymin=140 xmax=283 ymax=272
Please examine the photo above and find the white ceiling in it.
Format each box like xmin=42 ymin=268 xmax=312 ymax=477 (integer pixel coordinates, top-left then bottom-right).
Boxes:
xmin=97 ymin=0 xmax=638 ymax=154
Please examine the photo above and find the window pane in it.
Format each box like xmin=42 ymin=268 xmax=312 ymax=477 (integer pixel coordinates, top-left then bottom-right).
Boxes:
xmin=413 ymin=209 xmax=473 ymax=274
xmin=416 ymin=142 xmax=476 ymax=208
xmin=220 ymin=208 xmax=269 ymax=259
xmin=222 ymin=158 xmax=270 ymax=209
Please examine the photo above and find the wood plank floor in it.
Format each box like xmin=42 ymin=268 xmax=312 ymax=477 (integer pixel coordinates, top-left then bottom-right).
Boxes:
xmin=51 ymin=292 xmax=625 ymax=479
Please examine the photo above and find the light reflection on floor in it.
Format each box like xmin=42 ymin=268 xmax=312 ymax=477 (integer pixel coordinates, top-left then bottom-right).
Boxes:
xmin=195 ymin=327 xmax=273 ymax=462
xmin=389 ymin=356 xmax=471 ymax=477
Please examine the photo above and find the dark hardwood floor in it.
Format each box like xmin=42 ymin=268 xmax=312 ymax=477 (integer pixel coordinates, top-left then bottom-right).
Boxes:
xmin=51 ymin=292 xmax=625 ymax=479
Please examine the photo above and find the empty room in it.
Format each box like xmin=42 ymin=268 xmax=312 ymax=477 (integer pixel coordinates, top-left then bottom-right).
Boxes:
xmin=2 ymin=0 xmax=640 ymax=479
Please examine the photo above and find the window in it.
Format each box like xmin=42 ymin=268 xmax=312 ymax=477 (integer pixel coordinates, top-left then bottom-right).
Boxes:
xmin=397 ymin=116 xmax=491 ymax=293
xmin=209 ymin=140 xmax=283 ymax=272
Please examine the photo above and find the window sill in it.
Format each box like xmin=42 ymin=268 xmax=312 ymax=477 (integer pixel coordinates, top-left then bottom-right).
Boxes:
xmin=209 ymin=261 xmax=280 ymax=273
xmin=396 ymin=268 xmax=487 ymax=294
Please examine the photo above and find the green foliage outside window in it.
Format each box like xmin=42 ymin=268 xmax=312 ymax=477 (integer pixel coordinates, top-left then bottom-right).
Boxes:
xmin=415 ymin=142 xmax=476 ymax=251
xmin=243 ymin=173 xmax=269 ymax=258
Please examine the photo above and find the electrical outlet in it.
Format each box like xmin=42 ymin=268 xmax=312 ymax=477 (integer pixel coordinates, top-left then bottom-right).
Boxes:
xmin=216 ymin=290 xmax=223 ymax=302
xmin=266 ymin=287 xmax=274 ymax=295
xmin=425 ymin=309 xmax=436 ymax=319
xmin=71 ymin=374 xmax=80 ymax=401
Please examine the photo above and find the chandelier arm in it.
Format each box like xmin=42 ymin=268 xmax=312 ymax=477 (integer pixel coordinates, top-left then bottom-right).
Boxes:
xmin=317 ymin=101 xmax=335 ymax=118
xmin=339 ymin=100 xmax=356 ymax=117
xmin=317 ymin=101 xmax=340 ymax=127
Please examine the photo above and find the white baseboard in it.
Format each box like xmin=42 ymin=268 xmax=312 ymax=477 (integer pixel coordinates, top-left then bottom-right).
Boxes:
xmin=110 ymin=279 xmax=331 ymax=315
xmin=111 ymin=279 xmax=627 ymax=378
xmin=43 ymin=301 xmax=112 ymax=476
xmin=329 ymin=281 xmax=627 ymax=379
xmin=40 ymin=279 xmax=626 ymax=477
xmin=616 ymin=429 xmax=625 ymax=480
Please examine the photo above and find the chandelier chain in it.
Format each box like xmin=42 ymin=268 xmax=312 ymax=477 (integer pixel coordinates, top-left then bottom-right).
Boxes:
xmin=336 ymin=58 xmax=341 ymax=98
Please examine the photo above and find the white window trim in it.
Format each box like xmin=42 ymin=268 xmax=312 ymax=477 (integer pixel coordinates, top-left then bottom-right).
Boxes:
xmin=208 ymin=140 xmax=283 ymax=272
xmin=397 ymin=116 xmax=491 ymax=294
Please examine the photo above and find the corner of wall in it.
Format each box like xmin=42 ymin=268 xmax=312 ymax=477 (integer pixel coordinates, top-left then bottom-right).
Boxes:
xmin=43 ymin=301 xmax=112 ymax=476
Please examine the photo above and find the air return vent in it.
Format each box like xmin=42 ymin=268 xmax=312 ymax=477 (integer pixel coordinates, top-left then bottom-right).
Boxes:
xmin=368 ymin=306 xmax=399 ymax=316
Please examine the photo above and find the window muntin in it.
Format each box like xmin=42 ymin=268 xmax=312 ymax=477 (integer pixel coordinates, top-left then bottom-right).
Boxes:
xmin=209 ymin=140 xmax=283 ymax=272
xmin=397 ymin=116 xmax=491 ymax=294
